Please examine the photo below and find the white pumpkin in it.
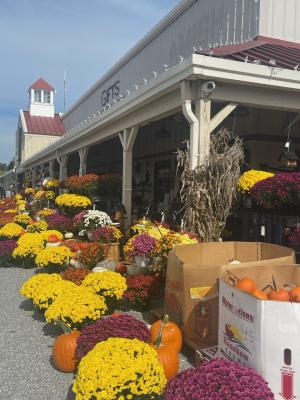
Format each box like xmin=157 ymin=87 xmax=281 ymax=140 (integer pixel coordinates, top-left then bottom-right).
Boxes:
xmin=64 ymin=232 xmax=73 ymax=239
xmin=46 ymin=242 xmax=61 ymax=248
xmin=92 ymin=266 xmax=108 ymax=273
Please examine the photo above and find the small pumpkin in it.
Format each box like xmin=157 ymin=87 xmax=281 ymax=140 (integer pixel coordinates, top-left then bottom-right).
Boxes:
xmin=52 ymin=321 xmax=80 ymax=373
xmin=115 ymin=262 xmax=127 ymax=275
xmin=289 ymin=286 xmax=300 ymax=302
xmin=268 ymin=289 xmax=289 ymax=302
xmin=48 ymin=234 xmax=59 ymax=243
xmin=150 ymin=314 xmax=182 ymax=353
xmin=152 ymin=315 xmax=179 ymax=380
xmin=252 ymin=288 xmax=268 ymax=300
xmin=64 ymin=232 xmax=73 ymax=239
xmin=236 ymin=277 xmax=256 ymax=294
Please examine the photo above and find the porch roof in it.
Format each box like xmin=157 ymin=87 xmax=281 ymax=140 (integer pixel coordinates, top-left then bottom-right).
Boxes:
xmin=201 ymin=36 xmax=300 ymax=71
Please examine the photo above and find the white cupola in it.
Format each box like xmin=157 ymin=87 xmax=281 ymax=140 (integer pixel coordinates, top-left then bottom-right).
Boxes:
xmin=28 ymin=78 xmax=55 ymax=117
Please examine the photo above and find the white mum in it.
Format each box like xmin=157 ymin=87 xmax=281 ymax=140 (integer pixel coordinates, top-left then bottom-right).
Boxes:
xmin=83 ymin=210 xmax=112 ymax=230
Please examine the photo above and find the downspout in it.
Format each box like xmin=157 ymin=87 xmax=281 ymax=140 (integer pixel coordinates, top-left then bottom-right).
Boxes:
xmin=180 ymin=81 xmax=199 ymax=170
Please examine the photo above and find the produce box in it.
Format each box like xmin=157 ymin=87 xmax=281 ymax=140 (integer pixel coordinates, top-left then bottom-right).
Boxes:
xmin=219 ymin=263 xmax=300 ymax=400
xmin=164 ymin=242 xmax=295 ymax=347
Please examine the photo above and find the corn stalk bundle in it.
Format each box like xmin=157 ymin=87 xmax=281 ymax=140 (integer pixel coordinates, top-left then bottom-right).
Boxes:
xmin=177 ymin=128 xmax=244 ymax=242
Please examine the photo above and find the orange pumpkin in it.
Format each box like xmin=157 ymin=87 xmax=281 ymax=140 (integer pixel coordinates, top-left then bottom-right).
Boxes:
xmin=152 ymin=342 xmax=179 ymax=380
xmin=151 ymin=314 xmax=179 ymax=380
xmin=268 ymin=289 xmax=289 ymax=302
xmin=52 ymin=323 xmax=80 ymax=373
xmin=150 ymin=315 xmax=182 ymax=353
xmin=252 ymin=288 xmax=268 ymax=300
xmin=48 ymin=234 xmax=59 ymax=243
xmin=289 ymin=287 xmax=300 ymax=302
xmin=236 ymin=277 xmax=256 ymax=294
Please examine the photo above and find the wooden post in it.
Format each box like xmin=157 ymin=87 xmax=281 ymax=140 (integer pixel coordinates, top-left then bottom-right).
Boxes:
xmin=78 ymin=147 xmax=89 ymax=176
xmin=31 ymin=166 xmax=37 ymax=188
xmin=57 ymin=154 xmax=68 ymax=182
xmin=119 ymin=127 xmax=138 ymax=227
xmin=196 ymin=98 xmax=237 ymax=166
xmin=49 ymin=160 xmax=55 ymax=178
xmin=196 ymin=98 xmax=211 ymax=165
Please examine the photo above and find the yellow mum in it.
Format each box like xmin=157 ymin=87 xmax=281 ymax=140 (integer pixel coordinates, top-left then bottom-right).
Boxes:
xmin=45 ymin=285 xmax=107 ymax=329
xmin=35 ymin=246 xmax=72 ymax=269
xmin=37 ymin=208 xmax=56 ymax=218
xmin=26 ymin=220 xmax=48 ymax=233
xmin=18 ymin=232 xmax=46 ymax=248
xmin=55 ymin=193 xmax=91 ymax=209
xmin=13 ymin=214 xmax=33 ymax=227
xmin=0 ymin=223 xmax=24 ymax=238
xmin=20 ymin=273 xmax=62 ymax=301
xmin=82 ymin=271 xmax=127 ymax=300
xmin=73 ymin=338 xmax=166 ymax=400
xmin=32 ymin=279 xmax=77 ymax=310
xmin=238 ymin=170 xmax=274 ymax=193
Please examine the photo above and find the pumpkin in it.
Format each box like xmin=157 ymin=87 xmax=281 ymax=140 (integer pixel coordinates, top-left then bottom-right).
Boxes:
xmin=268 ymin=288 xmax=289 ymax=302
xmin=115 ymin=262 xmax=127 ymax=275
xmin=64 ymin=232 xmax=73 ymax=239
xmin=151 ymin=314 xmax=179 ymax=380
xmin=48 ymin=234 xmax=59 ymax=243
xmin=289 ymin=287 xmax=300 ymax=302
xmin=150 ymin=315 xmax=182 ymax=353
xmin=153 ymin=342 xmax=179 ymax=380
xmin=252 ymin=288 xmax=268 ymax=300
xmin=236 ymin=277 xmax=256 ymax=294
xmin=52 ymin=322 xmax=80 ymax=373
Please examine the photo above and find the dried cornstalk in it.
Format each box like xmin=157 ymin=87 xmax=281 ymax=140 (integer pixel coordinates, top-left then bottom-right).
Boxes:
xmin=177 ymin=128 xmax=244 ymax=241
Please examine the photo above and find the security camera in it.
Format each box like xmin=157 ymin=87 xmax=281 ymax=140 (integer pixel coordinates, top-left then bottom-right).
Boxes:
xmin=201 ymin=81 xmax=216 ymax=97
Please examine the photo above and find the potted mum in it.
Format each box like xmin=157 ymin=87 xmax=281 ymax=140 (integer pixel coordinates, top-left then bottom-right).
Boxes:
xmin=90 ymin=225 xmax=122 ymax=262
xmin=74 ymin=210 xmax=112 ymax=238
xmin=124 ymin=233 xmax=157 ymax=270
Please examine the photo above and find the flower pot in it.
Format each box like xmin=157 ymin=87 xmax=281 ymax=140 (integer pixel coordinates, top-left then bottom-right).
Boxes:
xmin=127 ymin=264 xmax=141 ymax=276
xmin=106 ymin=243 xmax=120 ymax=263
xmin=134 ymin=256 xmax=151 ymax=268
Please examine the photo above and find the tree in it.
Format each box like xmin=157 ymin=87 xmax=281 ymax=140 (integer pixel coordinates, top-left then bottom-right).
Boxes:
xmin=7 ymin=160 xmax=14 ymax=171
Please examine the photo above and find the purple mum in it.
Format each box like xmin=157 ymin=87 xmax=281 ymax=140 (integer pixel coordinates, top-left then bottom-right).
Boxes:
xmin=0 ymin=240 xmax=18 ymax=256
xmin=75 ymin=313 xmax=150 ymax=362
xmin=164 ymin=359 xmax=274 ymax=400
xmin=45 ymin=213 xmax=74 ymax=233
xmin=130 ymin=233 xmax=157 ymax=257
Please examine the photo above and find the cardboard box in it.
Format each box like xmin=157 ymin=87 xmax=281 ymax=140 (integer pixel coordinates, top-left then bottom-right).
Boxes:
xmin=164 ymin=242 xmax=295 ymax=347
xmin=219 ymin=263 xmax=300 ymax=400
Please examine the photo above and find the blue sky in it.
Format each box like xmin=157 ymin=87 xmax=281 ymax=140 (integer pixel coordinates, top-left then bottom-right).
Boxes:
xmin=0 ymin=0 xmax=178 ymax=163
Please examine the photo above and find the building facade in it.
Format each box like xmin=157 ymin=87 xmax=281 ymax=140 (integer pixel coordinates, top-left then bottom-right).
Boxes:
xmin=2 ymin=0 xmax=300 ymax=221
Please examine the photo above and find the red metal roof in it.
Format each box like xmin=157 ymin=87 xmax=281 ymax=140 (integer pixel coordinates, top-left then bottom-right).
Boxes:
xmin=202 ymin=36 xmax=300 ymax=70
xmin=23 ymin=111 xmax=65 ymax=136
xmin=29 ymin=78 xmax=55 ymax=92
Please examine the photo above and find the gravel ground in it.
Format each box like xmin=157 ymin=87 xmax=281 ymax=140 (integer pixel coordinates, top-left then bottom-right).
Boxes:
xmin=0 ymin=267 xmax=75 ymax=400
xmin=0 ymin=267 xmax=193 ymax=400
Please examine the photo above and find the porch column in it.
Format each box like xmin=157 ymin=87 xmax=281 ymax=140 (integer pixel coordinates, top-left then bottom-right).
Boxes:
xmin=31 ymin=166 xmax=37 ymax=187
xmin=181 ymin=80 xmax=238 ymax=168
xmin=196 ymin=100 xmax=238 ymax=165
xmin=118 ymin=127 xmax=139 ymax=226
xmin=49 ymin=160 xmax=55 ymax=178
xmin=78 ymin=147 xmax=89 ymax=176
xmin=57 ymin=154 xmax=68 ymax=181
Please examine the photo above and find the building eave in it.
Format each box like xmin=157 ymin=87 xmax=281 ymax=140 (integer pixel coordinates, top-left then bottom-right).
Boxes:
xmin=62 ymin=0 xmax=197 ymax=119
xmin=20 ymin=55 xmax=300 ymax=169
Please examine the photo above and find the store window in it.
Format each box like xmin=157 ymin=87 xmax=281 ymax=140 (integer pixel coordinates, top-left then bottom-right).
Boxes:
xmin=44 ymin=90 xmax=50 ymax=103
xmin=34 ymin=89 xmax=41 ymax=103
